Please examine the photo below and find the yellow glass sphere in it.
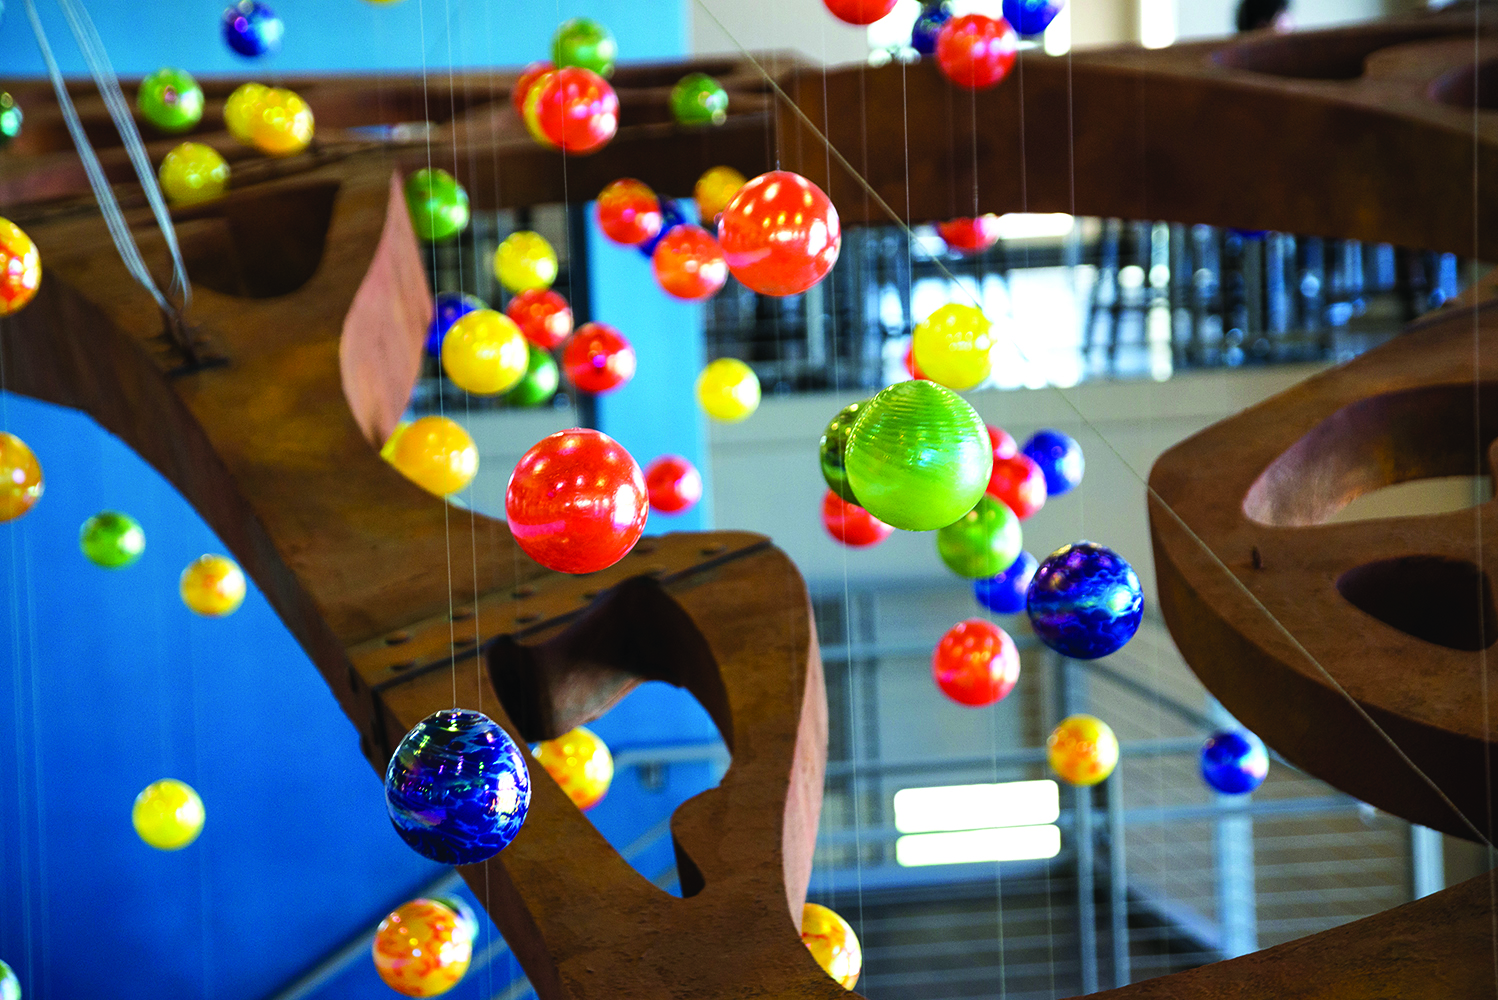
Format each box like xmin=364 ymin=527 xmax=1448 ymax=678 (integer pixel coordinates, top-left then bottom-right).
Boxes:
xmin=534 ymin=726 xmax=614 ymax=810
xmin=0 ymin=432 xmax=43 ymax=522
xmin=387 ymin=415 xmax=478 ymax=497
xmin=802 ymin=903 xmax=862 ymax=990
xmin=380 ymin=421 xmax=411 ymax=463
xmin=694 ymin=165 xmax=746 ymax=224
xmin=441 ymin=309 xmax=529 ymax=396
xmin=695 ymin=357 xmax=761 ymax=422
xmin=912 ymin=303 xmax=994 ymax=391
xmin=132 ymin=778 xmax=205 ymax=851
xmin=159 ymin=142 xmax=230 ymax=206
xmin=521 ymin=75 xmax=558 ymax=150
xmin=494 ymin=231 xmax=558 ymax=293
xmin=180 ymin=554 xmax=247 ymax=617
xmin=1048 ymin=714 xmax=1120 ymax=787
xmin=224 ymin=81 xmax=268 ymax=144
xmin=373 ymin=899 xmax=473 ymax=997
xmin=248 ymin=87 xmax=314 ymax=157
xmin=0 ymin=217 xmax=42 ymax=317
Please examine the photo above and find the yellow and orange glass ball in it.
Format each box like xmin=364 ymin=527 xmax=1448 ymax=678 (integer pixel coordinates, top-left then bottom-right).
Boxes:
xmin=440 ymin=309 xmax=528 ymax=396
xmin=372 ymin=898 xmax=474 ymax=998
xmin=534 ymin=726 xmax=614 ymax=810
xmin=0 ymin=432 xmax=43 ymax=522
xmin=694 ymin=165 xmax=746 ymax=225
xmin=494 ymin=231 xmax=558 ymax=293
xmin=223 ymin=81 xmax=268 ymax=143
xmin=1048 ymin=714 xmax=1120 ymax=787
xmin=0 ymin=218 xmax=41 ymax=317
xmin=247 ymin=87 xmax=313 ymax=156
xmin=695 ymin=357 xmax=761 ymax=422
xmin=180 ymin=554 xmax=247 ymax=617
xmin=386 ymin=415 xmax=478 ymax=497
xmin=801 ymin=902 xmax=862 ymax=990
xmin=132 ymin=778 xmax=205 ymax=851
xmin=159 ymin=142 xmax=230 ymax=206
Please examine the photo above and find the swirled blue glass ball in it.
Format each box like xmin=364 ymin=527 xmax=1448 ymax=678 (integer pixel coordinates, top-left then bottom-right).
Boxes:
xmin=974 ymin=550 xmax=1037 ymax=615
xmin=426 ymin=292 xmax=487 ymax=357
xmin=1002 ymin=0 xmax=1064 ymax=36
xmin=385 ymin=709 xmax=531 ymax=865
xmin=1022 ymin=429 xmax=1084 ymax=496
xmin=222 ymin=1 xmax=284 ymax=58
xmin=1027 ymin=542 xmax=1142 ymax=659
xmin=1201 ymin=730 xmax=1269 ymax=795
xmin=911 ymin=3 xmax=953 ymax=55
xmin=638 ymin=200 xmax=687 ymax=258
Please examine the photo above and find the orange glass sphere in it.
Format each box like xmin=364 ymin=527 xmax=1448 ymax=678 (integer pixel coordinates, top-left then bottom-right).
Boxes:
xmin=386 ymin=415 xmax=478 ymax=497
xmin=179 ymin=554 xmax=247 ymax=617
xmin=372 ymin=898 xmax=474 ymax=997
xmin=506 ymin=288 xmax=573 ymax=349
xmin=645 ymin=454 xmax=703 ymax=515
xmin=802 ymin=902 xmax=862 ymax=990
xmin=694 ymin=165 xmax=746 ymax=224
xmin=823 ymin=0 xmax=897 ymax=24
xmin=932 ymin=618 xmax=1020 ymax=707
xmin=528 ymin=67 xmax=618 ymax=155
xmin=821 ymin=490 xmax=893 ymax=548
xmin=0 ymin=432 xmax=43 ymax=521
xmin=534 ymin=726 xmax=614 ymax=810
xmin=596 ymin=178 xmax=663 ymax=246
xmin=0 ymin=218 xmax=41 ymax=316
xmin=1048 ymin=714 xmax=1120 ymax=787
xmin=652 ymin=224 xmax=727 ymax=300
xmin=718 ymin=171 xmax=841 ymax=296
xmin=562 ymin=322 xmax=636 ymax=394
xmin=935 ymin=14 xmax=1018 ymax=90
xmin=247 ymin=86 xmax=314 ymax=155
xmin=938 ymin=215 xmax=1002 ymax=254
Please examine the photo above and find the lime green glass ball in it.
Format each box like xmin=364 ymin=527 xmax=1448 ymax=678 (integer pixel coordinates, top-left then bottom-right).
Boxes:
xmin=819 ymin=399 xmax=868 ymax=503
xmin=505 ymin=343 xmax=560 ymax=408
xmin=137 ymin=67 xmax=204 ymax=133
xmin=936 ymin=495 xmax=1021 ymax=579
xmin=671 ymin=73 xmax=728 ymax=127
xmin=405 ymin=168 xmax=470 ymax=243
xmin=553 ymin=18 xmax=617 ymax=78
xmin=843 ymin=380 xmax=991 ymax=532
xmin=79 ymin=510 xmax=146 ymax=569
xmin=0 ymin=93 xmax=23 ymax=148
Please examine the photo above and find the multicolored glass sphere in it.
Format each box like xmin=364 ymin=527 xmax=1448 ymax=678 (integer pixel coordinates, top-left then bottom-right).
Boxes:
xmin=1027 ymin=542 xmax=1142 ymax=660
xmin=652 ymin=224 xmax=727 ymax=300
xmin=247 ymin=87 xmax=313 ymax=156
xmin=937 ymin=495 xmax=1021 ymax=579
xmin=819 ymin=400 xmax=867 ymax=503
xmin=495 ymin=231 xmax=558 ymax=293
xmin=552 ymin=17 xmax=617 ymax=78
xmin=801 ymin=902 xmax=862 ymax=990
xmin=936 ymin=14 xmax=1018 ymax=90
xmin=823 ymin=0 xmax=898 ymax=25
xmin=506 ymin=429 xmax=648 ymax=574
xmin=913 ymin=303 xmax=993 ymax=390
xmin=695 ymin=358 xmax=761 ymax=422
xmin=974 ymin=550 xmax=1037 ymax=615
xmin=505 ymin=343 xmax=560 ymax=408
xmin=718 ymin=171 xmax=841 ymax=297
xmin=842 ymin=380 xmax=990 ymax=532
xmin=159 ymin=142 xmax=229 ymax=206
xmin=426 ymin=291 xmax=486 ymax=357
xmin=1048 ymin=714 xmax=1118 ymax=786
xmin=405 ymin=169 xmax=470 ymax=242
xmin=645 ymin=454 xmax=704 ymax=515
xmin=222 ymin=1 xmax=284 ymax=57
xmin=137 ymin=67 xmax=204 ymax=133
xmin=1201 ymin=730 xmax=1270 ymax=795
xmin=1003 ymin=0 xmax=1064 ymax=35
xmin=526 ymin=67 xmax=619 ymax=154
xmin=535 ymin=726 xmax=615 ymax=810
xmin=1022 ymin=429 xmax=1084 ymax=496
xmin=442 ymin=309 xmax=529 ymax=396
xmin=596 ymin=178 xmax=663 ymax=246
xmin=0 ymin=218 xmax=39 ymax=318
xmin=0 ymin=92 xmax=23 ymax=147
xmin=506 ymin=289 xmax=573 ymax=349
xmin=386 ymin=415 xmax=479 ymax=497
xmin=386 ymin=709 xmax=531 ymax=865
xmin=822 ymin=491 xmax=893 ymax=548
xmin=695 ymin=165 xmax=747 ymax=225
xmin=933 ymin=619 xmax=1020 ymax=707
xmin=132 ymin=778 xmax=205 ymax=850
xmin=671 ymin=72 xmax=728 ymax=127
xmin=0 ymin=432 xmax=43 ymax=521
xmin=223 ymin=81 xmax=269 ymax=143
xmin=0 ymin=960 xmax=17 ymax=1000
xmin=938 ymin=215 xmax=1002 ymax=254
xmin=180 ymin=554 xmax=246 ymax=617
xmin=911 ymin=2 xmax=953 ymax=54
xmin=372 ymin=898 xmax=473 ymax=998
xmin=988 ymin=452 xmax=1046 ymax=520
xmin=562 ymin=322 xmax=636 ymax=394
xmin=79 ymin=511 xmax=146 ymax=569
xmin=512 ymin=61 xmax=554 ymax=115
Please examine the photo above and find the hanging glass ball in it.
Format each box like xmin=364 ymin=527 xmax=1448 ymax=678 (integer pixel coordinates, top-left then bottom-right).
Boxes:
xmin=506 ymin=289 xmax=573 ymax=349
xmin=0 ymin=431 xmax=43 ymax=521
xmin=385 ymin=415 xmax=479 ymax=497
xmin=652 ymin=224 xmax=727 ymax=300
xmin=935 ymin=14 xmax=1018 ymax=90
xmin=562 ymin=322 xmax=636 ymax=395
xmin=495 ymin=231 xmax=558 ymax=293
xmin=695 ymin=358 xmax=760 ymax=422
xmin=79 ymin=511 xmax=146 ymax=569
xmin=534 ymin=726 xmax=615 ymax=810
xmin=505 ymin=343 xmax=561 ymax=408
xmin=1201 ymin=730 xmax=1270 ymax=795
xmin=247 ymin=87 xmax=313 ymax=156
xmin=405 ymin=168 xmax=470 ymax=242
xmin=132 ymin=778 xmax=206 ymax=850
xmin=1022 ymin=428 xmax=1084 ymax=496
xmin=441 ymin=309 xmax=529 ymax=396
xmin=912 ymin=302 xmax=993 ymax=390
xmin=1027 ymin=542 xmax=1142 ymax=659
xmin=936 ymin=495 xmax=1021 ymax=579
xmin=137 ymin=67 xmax=204 ymax=133
xmin=973 ymin=550 xmax=1037 ymax=615
xmin=372 ymin=898 xmax=473 ymax=997
xmin=822 ymin=490 xmax=894 ymax=548
xmin=823 ymin=0 xmax=897 ymax=25
xmin=223 ymin=82 xmax=268 ymax=143
xmin=180 ymin=554 xmax=246 ymax=617
xmin=506 ymin=429 xmax=647 ymax=574
xmin=645 ymin=455 xmax=704 ymax=515
xmin=222 ymin=0 xmax=284 ymax=58
xmin=671 ymin=72 xmax=728 ymax=127
xmin=0 ymin=960 xmax=18 ymax=1000
xmin=933 ymin=618 xmax=1020 ymax=707
xmin=0 ymin=219 xmax=40 ymax=318
xmin=718 ymin=171 xmax=841 ymax=296
xmin=801 ymin=902 xmax=863 ymax=989
xmin=1003 ymin=0 xmax=1064 ymax=35
xmin=159 ymin=142 xmax=230 ymax=206
xmin=552 ymin=17 xmax=617 ymax=78
xmin=819 ymin=399 xmax=869 ymax=503
xmin=1048 ymin=714 xmax=1118 ymax=786
xmin=0 ymin=92 xmax=23 ymax=147
xmin=426 ymin=292 xmax=487 ymax=357
xmin=596 ymin=178 xmax=663 ymax=247
xmin=911 ymin=2 xmax=953 ymax=55
xmin=694 ymin=165 xmax=746 ymax=225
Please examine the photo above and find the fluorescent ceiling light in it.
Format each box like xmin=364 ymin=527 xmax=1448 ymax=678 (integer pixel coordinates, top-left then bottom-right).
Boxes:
xmin=893 ymin=779 xmax=1060 ymax=834
xmin=896 ymin=825 xmax=1062 ymax=867
xmin=996 ymin=213 xmax=1075 ymax=241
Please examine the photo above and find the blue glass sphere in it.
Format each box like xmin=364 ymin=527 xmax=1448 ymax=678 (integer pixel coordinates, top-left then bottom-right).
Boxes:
xmin=1027 ymin=542 xmax=1142 ymax=659
xmin=1002 ymin=0 xmax=1064 ymax=36
xmin=911 ymin=3 xmax=953 ymax=55
xmin=974 ymin=550 xmax=1038 ymax=615
xmin=385 ymin=709 xmax=531 ymax=865
xmin=638 ymin=200 xmax=687 ymax=258
xmin=426 ymin=291 xmax=487 ymax=357
xmin=1201 ymin=730 xmax=1269 ymax=795
xmin=222 ymin=1 xmax=284 ymax=58
xmin=1022 ymin=429 xmax=1084 ymax=496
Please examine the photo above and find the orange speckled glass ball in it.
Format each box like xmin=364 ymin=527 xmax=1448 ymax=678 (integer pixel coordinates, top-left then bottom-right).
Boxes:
xmin=0 ymin=218 xmax=41 ymax=316
xmin=1047 ymin=714 xmax=1119 ymax=787
xmin=801 ymin=902 xmax=862 ymax=989
xmin=0 ymin=432 xmax=43 ymax=522
xmin=372 ymin=898 xmax=474 ymax=997
xmin=247 ymin=87 xmax=313 ymax=156
xmin=534 ymin=726 xmax=614 ymax=810
xmin=179 ymin=554 xmax=247 ymax=617
xmin=386 ymin=415 xmax=479 ymax=497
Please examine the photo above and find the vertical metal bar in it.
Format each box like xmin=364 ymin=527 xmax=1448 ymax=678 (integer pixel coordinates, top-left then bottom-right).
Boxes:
xmin=1107 ymin=768 xmax=1130 ymax=988
xmin=1410 ymin=825 xmax=1446 ymax=900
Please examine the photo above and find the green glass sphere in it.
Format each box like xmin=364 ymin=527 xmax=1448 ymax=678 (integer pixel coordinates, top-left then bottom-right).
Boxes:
xmin=671 ymin=73 xmax=728 ymax=127
xmin=552 ymin=18 xmax=617 ymax=78
xmin=936 ymin=496 xmax=1021 ymax=579
xmin=79 ymin=511 xmax=146 ymax=569
xmin=405 ymin=168 xmax=470 ymax=242
xmin=137 ymin=67 xmax=204 ymax=133
xmin=505 ymin=343 xmax=560 ymax=408
xmin=819 ymin=399 xmax=869 ymax=503
xmin=843 ymin=380 xmax=991 ymax=532
xmin=0 ymin=93 xmax=23 ymax=148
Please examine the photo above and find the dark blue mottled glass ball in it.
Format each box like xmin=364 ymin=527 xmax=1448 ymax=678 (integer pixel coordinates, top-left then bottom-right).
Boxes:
xmin=1002 ymin=0 xmax=1063 ymax=36
xmin=1201 ymin=730 xmax=1269 ymax=795
xmin=1022 ymin=429 xmax=1084 ymax=496
xmin=222 ymin=1 xmax=284 ymax=58
xmin=911 ymin=3 xmax=953 ymax=55
xmin=1027 ymin=542 xmax=1142 ymax=659
xmin=974 ymin=550 xmax=1037 ymax=615
xmin=385 ymin=709 xmax=531 ymax=866
xmin=426 ymin=292 xmax=488 ymax=357
xmin=638 ymin=200 xmax=687 ymax=258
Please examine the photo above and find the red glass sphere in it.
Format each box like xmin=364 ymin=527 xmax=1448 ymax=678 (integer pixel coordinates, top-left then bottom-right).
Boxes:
xmin=823 ymin=0 xmax=898 ymax=24
xmin=531 ymin=67 xmax=619 ymax=154
xmin=988 ymin=453 xmax=1047 ymax=520
xmin=652 ymin=225 xmax=728 ymax=300
xmin=506 ymin=429 xmax=648 ymax=574
xmin=506 ymin=289 xmax=573 ymax=349
xmin=718 ymin=170 xmax=841 ymax=297
xmin=821 ymin=490 xmax=894 ymax=548
xmin=902 ymin=342 xmax=927 ymax=381
xmin=645 ymin=455 xmax=704 ymax=514
xmin=512 ymin=60 xmax=554 ymax=115
xmin=563 ymin=322 xmax=636 ymax=394
xmin=596 ymin=178 xmax=663 ymax=247
xmin=933 ymin=619 xmax=1020 ymax=707
xmin=938 ymin=215 xmax=1003 ymax=254
xmin=936 ymin=15 xmax=1018 ymax=90
xmin=987 ymin=424 xmax=1018 ymax=462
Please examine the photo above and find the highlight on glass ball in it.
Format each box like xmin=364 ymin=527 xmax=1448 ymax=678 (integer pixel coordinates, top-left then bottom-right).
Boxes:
xmin=596 ymin=178 xmax=663 ymax=247
xmin=988 ymin=450 xmax=1046 ymax=520
xmin=912 ymin=302 xmax=994 ymax=391
xmin=525 ymin=67 xmax=619 ymax=155
xmin=223 ymin=81 xmax=269 ymax=143
xmin=695 ymin=165 xmax=747 ymax=225
xmin=0 ymin=92 xmax=23 ymax=147
xmin=132 ymin=778 xmax=205 ymax=851
xmin=645 ymin=454 xmax=704 ymax=515
xmin=671 ymin=72 xmax=728 ymax=127
xmin=1048 ymin=714 xmax=1119 ymax=787
xmin=1003 ymin=0 xmax=1065 ymax=35
xmin=137 ymin=67 xmax=204 ymax=133
xmin=562 ymin=322 xmax=636 ymax=395
xmin=79 ymin=511 xmax=146 ymax=569
xmin=0 ymin=431 xmax=43 ymax=522
xmin=819 ymin=399 xmax=868 ymax=503
xmin=935 ymin=13 xmax=1019 ymax=90
xmin=534 ymin=726 xmax=615 ymax=810
xmin=841 ymin=379 xmax=991 ymax=532
xmin=1027 ymin=541 xmax=1143 ymax=660
xmin=506 ymin=343 xmax=561 ymax=408
xmin=822 ymin=0 xmax=898 ymax=25
xmin=1201 ymin=730 xmax=1270 ymax=795
xmin=427 ymin=291 xmax=487 ymax=357
xmin=652 ymin=224 xmax=727 ymax=300
xmin=158 ymin=142 xmax=230 ymax=206
xmin=695 ymin=357 xmax=761 ymax=422
xmin=180 ymin=554 xmax=247 ymax=617
xmin=973 ymin=549 xmax=1037 ymax=615
xmin=932 ymin=618 xmax=1020 ymax=707
xmin=936 ymin=495 xmax=1021 ymax=579
xmin=0 ymin=218 xmax=42 ymax=317
xmin=911 ymin=2 xmax=953 ymax=54
xmin=386 ymin=709 xmax=531 ymax=865
xmin=442 ymin=309 xmax=529 ymax=396
xmin=512 ymin=60 xmax=554 ymax=115
xmin=718 ymin=171 xmax=841 ymax=297
xmin=385 ymin=415 xmax=479 ymax=497
xmin=505 ymin=429 xmax=648 ymax=574
xmin=1023 ymin=428 xmax=1085 ymax=496
xmin=495 ymin=231 xmax=559 ymax=293
xmin=506 ymin=288 xmax=573 ymax=349
xmin=222 ymin=0 xmax=284 ymax=58
xmin=801 ymin=902 xmax=862 ymax=990
xmin=822 ymin=490 xmax=894 ymax=549
xmin=552 ymin=17 xmax=617 ymax=78
xmin=246 ymin=87 xmax=313 ymax=156
xmin=372 ymin=898 xmax=474 ymax=998
xmin=405 ymin=168 xmax=470 ymax=243
xmin=938 ymin=215 xmax=1002 ymax=255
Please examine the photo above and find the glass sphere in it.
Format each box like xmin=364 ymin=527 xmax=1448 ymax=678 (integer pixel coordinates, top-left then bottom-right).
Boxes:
xmin=494 ymin=231 xmax=558 ymax=293
xmin=137 ymin=67 xmax=203 ymax=133
xmin=180 ymin=554 xmax=246 ymax=617
xmin=0 ymin=960 xmax=18 ymax=1000
xmin=912 ymin=302 xmax=993 ymax=390
xmin=506 ymin=288 xmax=573 ymax=349
xmin=0 ymin=92 xmax=23 ymax=147
xmin=528 ymin=67 xmax=618 ymax=155
xmin=159 ymin=142 xmax=229 ymax=206
xmin=695 ymin=358 xmax=761 ymax=422
xmin=505 ymin=429 xmax=647 ymax=574
xmin=0 ymin=432 xmax=43 ymax=521
xmin=1003 ymin=0 xmax=1064 ymax=35
xmin=671 ymin=72 xmax=728 ymax=126
xmin=386 ymin=415 xmax=478 ymax=496
xmin=645 ymin=454 xmax=704 ymax=515
xmin=534 ymin=726 xmax=615 ymax=810
xmin=911 ymin=2 xmax=953 ymax=54
xmin=596 ymin=178 xmax=663 ymax=247
xmin=426 ymin=291 xmax=487 ymax=357
xmin=1022 ymin=428 xmax=1084 ymax=496
xmin=822 ymin=490 xmax=893 ymax=548
xmin=637 ymin=200 xmax=687 ymax=258
xmin=801 ymin=903 xmax=862 ymax=990
xmin=936 ymin=14 xmax=1018 ymax=90
xmin=937 ymin=495 xmax=1021 ymax=579
xmin=80 ymin=511 xmax=146 ymax=569
xmin=652 ymin=224 xmax=727 ymax=300
xmin=132 ymin=778 xmax=205 ymax=850
xmin=562 ymin=322 xmax=636 ymax=394
xmin=933 ymin=618 xmax=1020 ymax=707
xmin=988 ymin=453 xmax=1046 ymax=519
xmin=1201 ymin=730 xmax=1270 ymax=795
xmin=974 ymin=549 xmax=1038 ymax=615
xmin=222 ymin=0 xmax=284 ymax=57
xmin=406 ymin=169 xmax=470 ymax=242
xmin=520 ymin=71 xmax=558 ymax=148
xmin=988 ymin=424 xmax=1018 ymax=461
xmin=512 ymin=60 xmax=554 ymax=115
xmin=694 ymin=165 xmax=747 ymax=225
xmin=718 ymin=171 xmax=841 ymax=296
xmin=1028 ymin=542 xmax=1142 ymax=659
xmin=0 ymin=218 xmax=42 ymax=317
xmin=248 ymin=87 xmax=313 ymax=156
xmin=552 ymin=17 xmax=617 ymax=78
xmin=938 ymin=215 xmax=1002 ymax=254
xmin=386 ymin=709 xmax=531 ymax=865
xmin=1048 ymin=714 xmax=1118 ymax=786
xmin=822 ymin=0 xmax=897 ymax=25
xmin=505 ymin=343 xmax=560 ymax=408
xmin=372 ymin=898 xmax=473 ymax=998
xmin=819 ymin=400 xmax=868 ymax=503
xmin=843 ymin=380 xmax=990 ymax=532
xmin=442 ymin=309 xmax=529 ymax=396
xmin=223 ymin=81 xmax=268 ymax=143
